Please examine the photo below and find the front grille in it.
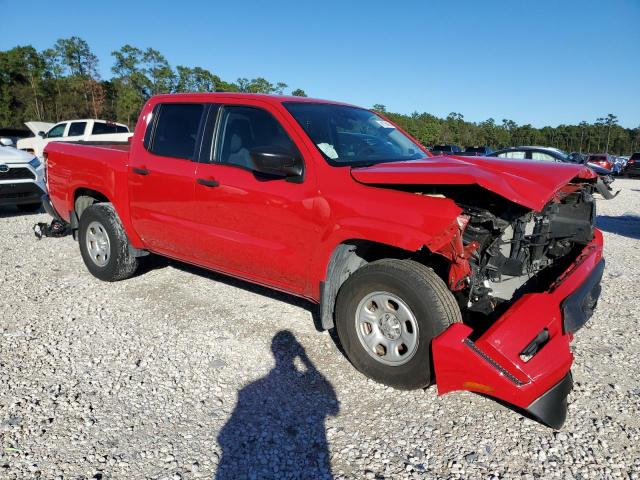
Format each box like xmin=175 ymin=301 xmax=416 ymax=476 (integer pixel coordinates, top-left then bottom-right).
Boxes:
xmin=0 ymin=191 xmax=36 ymax=200
xmin=0 ymin=167 xmax=35 ymax=181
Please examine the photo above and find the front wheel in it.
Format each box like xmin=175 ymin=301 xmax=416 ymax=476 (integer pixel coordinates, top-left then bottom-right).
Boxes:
xmin=334 ymin=259 xmax=461 ymax=390
xmin=78 ymin=203 xmax=138 ymax=282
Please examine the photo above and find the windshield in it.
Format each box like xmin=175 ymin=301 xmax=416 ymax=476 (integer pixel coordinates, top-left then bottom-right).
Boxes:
xmin=283 ymin=103 xmax=427 ymax=166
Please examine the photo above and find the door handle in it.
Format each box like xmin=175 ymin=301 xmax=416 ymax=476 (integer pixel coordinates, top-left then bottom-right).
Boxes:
xmin=133 ymin=167 xmax=150 ymax=176
xmin=197 ymin=178 xmax=220 ymax=187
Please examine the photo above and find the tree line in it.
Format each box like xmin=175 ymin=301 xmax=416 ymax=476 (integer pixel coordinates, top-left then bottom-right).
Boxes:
xmin=1 ymin=37 xmax=638 ymax=155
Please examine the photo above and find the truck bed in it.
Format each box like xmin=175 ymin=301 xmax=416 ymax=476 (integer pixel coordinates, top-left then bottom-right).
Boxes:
xmin=44 ymin=141 xmax=131 ymax=224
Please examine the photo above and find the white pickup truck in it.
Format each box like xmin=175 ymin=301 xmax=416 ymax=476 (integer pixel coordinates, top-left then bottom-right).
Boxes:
xmin=17 ymin=119 xmax=132 ymax=159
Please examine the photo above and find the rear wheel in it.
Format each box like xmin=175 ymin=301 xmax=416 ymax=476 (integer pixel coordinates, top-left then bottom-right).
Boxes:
xmin=335 ymin=259 xmax=461 ymax=390
xmin=78 ymin=203 xmax=138 ymax=281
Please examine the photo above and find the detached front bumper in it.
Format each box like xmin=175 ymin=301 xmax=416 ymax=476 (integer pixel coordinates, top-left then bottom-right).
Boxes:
xmin=432 ymin=229 xmax=604 ymax=429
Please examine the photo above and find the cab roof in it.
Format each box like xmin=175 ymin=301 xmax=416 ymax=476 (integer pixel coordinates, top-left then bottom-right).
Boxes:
xmin=150 ymin=92 xmax=358 ymax=108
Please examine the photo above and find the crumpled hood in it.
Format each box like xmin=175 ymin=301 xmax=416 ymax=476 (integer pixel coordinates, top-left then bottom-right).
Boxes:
xmin=351 ymin=155 xmax=596 ymax=212
xmin=0 ymin=145 xmax=36 ymax=164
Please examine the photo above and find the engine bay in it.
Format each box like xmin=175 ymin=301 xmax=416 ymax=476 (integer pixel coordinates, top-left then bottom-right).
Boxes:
xmin=456 ymin=185 xmax=596 ymax=316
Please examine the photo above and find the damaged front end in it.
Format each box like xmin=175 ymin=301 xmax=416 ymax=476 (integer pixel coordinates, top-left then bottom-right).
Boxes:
xmin=456 ymin=185 xmax=596 ymax=316
xmin=430 ymin=180 xmax=604 ymax=428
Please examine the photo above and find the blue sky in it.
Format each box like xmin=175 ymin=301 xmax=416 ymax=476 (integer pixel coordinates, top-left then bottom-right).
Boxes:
xmin=2 ymin=0 xmax=639 ymax=127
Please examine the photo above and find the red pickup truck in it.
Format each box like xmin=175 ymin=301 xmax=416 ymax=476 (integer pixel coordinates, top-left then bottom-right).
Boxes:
xmin=42 ymin=93 xmax=604 ymax=428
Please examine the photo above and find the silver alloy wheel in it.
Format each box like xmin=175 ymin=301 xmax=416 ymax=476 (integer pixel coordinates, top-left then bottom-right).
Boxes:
xmin=355 ymin=291 xmax=420 ymax=366
xmin=85 ymin=221 xmax=111 ymax=267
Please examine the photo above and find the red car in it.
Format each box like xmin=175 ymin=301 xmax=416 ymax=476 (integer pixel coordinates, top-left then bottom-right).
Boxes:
xmin=41 ymin=93 xmax=604 ymax=428
xmin=587 ymin=153 xmax=614 ymax=171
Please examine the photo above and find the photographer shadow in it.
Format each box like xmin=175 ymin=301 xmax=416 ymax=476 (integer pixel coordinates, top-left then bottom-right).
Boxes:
xmin=596 ymin=214 xmax=640 ymax=240
xmin=216 ymin=330 xmax=339 ymax=480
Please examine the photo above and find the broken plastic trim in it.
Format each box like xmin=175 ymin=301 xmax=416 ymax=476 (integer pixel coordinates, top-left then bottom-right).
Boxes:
xmin=525 ymin=372 xmax=573 ymax=429
xmin=595 ymin=177 xmax=619 ymax=199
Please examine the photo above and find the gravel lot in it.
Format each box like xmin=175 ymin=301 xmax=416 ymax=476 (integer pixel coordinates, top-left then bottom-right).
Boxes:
xmin=1 ymin=179 xmax=639 ymax=479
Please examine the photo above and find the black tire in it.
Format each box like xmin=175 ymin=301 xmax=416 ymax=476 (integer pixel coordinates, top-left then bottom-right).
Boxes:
xmin=17 ymin=202 xmax=41 ymax=212
xmin=78 ymin=203 xmax=138 ymax=282
xmin=334 ymin=259 xmax=461 ymax=390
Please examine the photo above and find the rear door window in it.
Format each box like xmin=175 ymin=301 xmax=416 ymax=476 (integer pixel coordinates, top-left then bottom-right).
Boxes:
xmin=531 ymin=152 xmax=556 ymax=161
xmin=68 ymin=122 xmax=87 ymax=137
xmin=498 ymin=151 xmax=526 ymax=159
xmin=149 ymin=103 xmax=205 ymax=160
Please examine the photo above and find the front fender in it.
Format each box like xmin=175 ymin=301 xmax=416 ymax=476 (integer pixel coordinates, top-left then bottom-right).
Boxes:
xmin=308 ymin=208 xmax=461 ymax=300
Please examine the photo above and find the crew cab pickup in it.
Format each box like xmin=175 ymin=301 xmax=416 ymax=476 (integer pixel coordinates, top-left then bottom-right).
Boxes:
xmin=18 ymin=119 xmax=131 ymax=159
xmin=42 ymin=93 xmax=605 ymax=428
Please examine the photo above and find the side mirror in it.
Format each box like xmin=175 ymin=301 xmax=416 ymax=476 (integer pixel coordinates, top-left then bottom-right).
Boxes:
xmin=0 ymin=137 xmax=14 ymax=147
xmin=250 ymin=146 xmax=304 ymax=180
xmin=37 ymin=131 xmax=45 ymax=138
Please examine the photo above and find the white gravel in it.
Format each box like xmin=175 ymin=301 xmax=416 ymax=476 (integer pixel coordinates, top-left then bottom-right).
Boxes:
xmin=1 ymin=179 xmax=639 ymax=479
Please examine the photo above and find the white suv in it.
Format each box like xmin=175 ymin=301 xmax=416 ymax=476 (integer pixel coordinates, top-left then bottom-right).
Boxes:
xmin=17 ymin=119 xmax=131 ymax=159
xmin=0 ymin=145 xmax=46 ymax=212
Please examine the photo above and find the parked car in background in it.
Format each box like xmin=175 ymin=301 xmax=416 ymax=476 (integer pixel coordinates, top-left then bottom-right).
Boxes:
xmin=430 ymin=144 xmax=462 ymax=155
xmin=457 ymin=146 xmax=494 ymax=156
xmin=586 ymin=153 xmax=614 ymax=171
xmin=0 ymin=145 xmax=45 ymax=211
xmin=17 ymin=119 xmax=131 ymax=159
xmin=610 ymin=156 xmax=628 ymax=175
xmin=625 ymin=152 xmax=640 ymax=177
xmin=0 ymin=127 xmax=31 ymax=148
xmin=40 ymin=92 xmax=606 ymax=428
xmin=488 ymin=146 xmax=617 ymax=198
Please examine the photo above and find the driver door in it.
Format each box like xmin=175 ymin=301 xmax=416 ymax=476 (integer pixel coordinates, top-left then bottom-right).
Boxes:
xmin=192 ymin=103 xmax=320 ymax=294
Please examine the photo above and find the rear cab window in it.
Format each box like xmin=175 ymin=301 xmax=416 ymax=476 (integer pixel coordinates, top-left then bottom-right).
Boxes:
xmin=146 ymin=103 xmax=205 ymax=160
xmin=92 ymin=122 xmax=129 ymax=135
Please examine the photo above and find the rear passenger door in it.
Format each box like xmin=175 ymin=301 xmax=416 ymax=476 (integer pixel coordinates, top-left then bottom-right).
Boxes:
xmin=128 ymin=102 xmax=206 ymax=259
xmin=66 ymin=121 xmax=88 ymax=140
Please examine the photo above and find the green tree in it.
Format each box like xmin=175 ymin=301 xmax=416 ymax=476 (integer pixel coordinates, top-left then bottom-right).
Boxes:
xmin=53 ymin=37 xmax=104 ymax=117
xmin=142 ymin=48 xmax=175 ymax=95
xmin=603 ymin=114 xmax=618 ymax=153
xmin=175 ymin=66 xmax=217 ymax=93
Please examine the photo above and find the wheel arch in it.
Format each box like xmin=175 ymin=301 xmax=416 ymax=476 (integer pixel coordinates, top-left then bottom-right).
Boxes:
xmin=318 ymin=238 xmax=453 ymax=330
xmin=74 ymin=187 xmax=110 ymax=216
xmin=70 ymin=186 xmax=145 ymax=249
